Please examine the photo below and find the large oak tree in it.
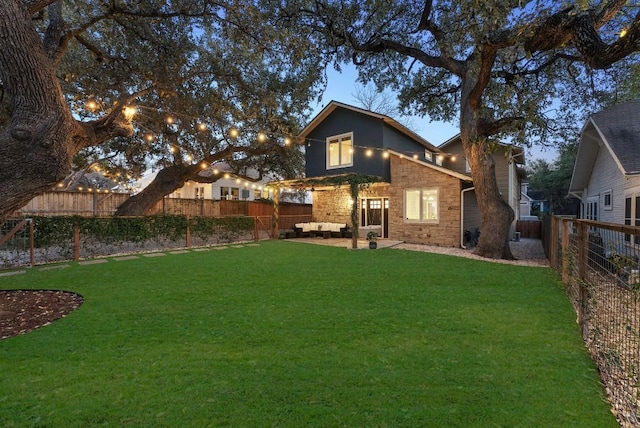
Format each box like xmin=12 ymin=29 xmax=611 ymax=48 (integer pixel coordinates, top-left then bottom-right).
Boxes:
xmin=279 ymin=0 xmax=640 ymax=259
xmin=0 ymin=1 xmax=324 ymax=221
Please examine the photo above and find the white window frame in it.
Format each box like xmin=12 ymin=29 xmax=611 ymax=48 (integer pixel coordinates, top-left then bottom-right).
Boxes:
xmin=603 ymin=189 xmax=613 ymax=211
xmin=424 ymin=150 xmax=433 ymax=161
xmin=404 ymin=188 xmax=439 ymax=223
xmin=326 ymin=132 xmax=353 ymax=170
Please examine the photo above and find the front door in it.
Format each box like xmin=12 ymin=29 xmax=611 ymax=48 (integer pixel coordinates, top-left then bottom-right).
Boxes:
xmin=361 ymin=198 xmax=389 ymax=238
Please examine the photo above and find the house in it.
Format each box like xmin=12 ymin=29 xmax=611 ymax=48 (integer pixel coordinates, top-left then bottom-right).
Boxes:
xmin=283 ymin=100 xmax=482 ymax=247
xmin=437 ymin=135 xmax=526 ymax=238
xmin=569 ymin=100 xmax=640 ymax=250
xmin=159 ymin=163 xmax=274 ymax=201
xmin=519 ymin=182 xmax=535 ymax=218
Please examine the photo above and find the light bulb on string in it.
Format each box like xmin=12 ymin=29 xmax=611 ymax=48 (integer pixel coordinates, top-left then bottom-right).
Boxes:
xmin=85 ymin=99 xmax=98 ymax=112
xmin=165 ymin=116 xmax=175 ymax=125
xmin=123 ymin=106 xmax=137 ymax=120
xmin=229 ymin=128 xmax=239 ymax=138
xmin=257 ymin=133 xmax=266 ymax=142
xmin=197 ymin=122 xmax=207 ymax=131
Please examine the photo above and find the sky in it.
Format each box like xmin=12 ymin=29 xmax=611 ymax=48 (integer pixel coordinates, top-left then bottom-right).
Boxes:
xmin=310 ymin=64 xmax=559 ymax=164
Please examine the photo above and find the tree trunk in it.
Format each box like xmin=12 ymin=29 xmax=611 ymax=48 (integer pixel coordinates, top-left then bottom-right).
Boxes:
xmin=115 ymin=165 xmax=195 ymax=216
xmin=0 ymin=2 xmax=132 ymax=222
xmin=460 ymin=76 xmax=515 ymax=260
xmin=0 ymin=2 xmax=80 ymax=221
xmin=464 ymin=138 xmax=515 ymax=259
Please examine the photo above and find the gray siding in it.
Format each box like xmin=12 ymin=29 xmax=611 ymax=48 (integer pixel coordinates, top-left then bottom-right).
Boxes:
xmin=586 ymin=144 xmax=626 ymax=224
xmin=305 ymin=108 xmax=388 ymax=179
xmin=304 ymin=106 xmax=433 ymax=180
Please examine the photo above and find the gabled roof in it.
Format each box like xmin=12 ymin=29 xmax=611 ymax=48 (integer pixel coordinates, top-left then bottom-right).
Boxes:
xmin=439 ymin=133 xmax=525 ymax=165
xmin=299 ymin=100 xmax=442 ymax=153
xmin=569 ymin=100 xmax=640 ymax=193
xmin=387 ymin=149 xmax=473 ymax=182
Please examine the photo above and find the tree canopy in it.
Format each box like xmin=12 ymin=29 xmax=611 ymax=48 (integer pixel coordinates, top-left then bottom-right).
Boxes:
xmin=0 ymin=1 xmax=325 ymax=220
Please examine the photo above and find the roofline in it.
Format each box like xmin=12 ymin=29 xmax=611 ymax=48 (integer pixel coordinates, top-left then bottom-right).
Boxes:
xmin=590 ymin=116 xmax=630 ymax=176
xmin=299 ymin=100 xmax=441 ymax=153
xmin=438 ymin=133 xmax=525 ymax=165
xmin=387 ymin=149 xmax=473 ymax=182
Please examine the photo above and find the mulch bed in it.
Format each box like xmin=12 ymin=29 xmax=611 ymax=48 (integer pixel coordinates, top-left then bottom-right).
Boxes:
xmin=0 ymin=290 xmax=83 ymax=340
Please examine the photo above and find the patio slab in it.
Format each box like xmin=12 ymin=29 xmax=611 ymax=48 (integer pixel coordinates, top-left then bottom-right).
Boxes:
xmin=288 ymin=237 xmax=403 ymax=250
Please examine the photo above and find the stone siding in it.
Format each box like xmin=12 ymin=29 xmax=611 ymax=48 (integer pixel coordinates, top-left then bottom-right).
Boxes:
xmin=312 ymin=184 xmax=389 ymax=225
xmin=388 ymin=156 xmax=462 ymax=247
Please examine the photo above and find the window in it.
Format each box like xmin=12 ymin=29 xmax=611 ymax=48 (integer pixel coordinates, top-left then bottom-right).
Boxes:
xmin=435 ymin=155 xmax=443 ymax=166
xmin=424 ymin=150 xmax=433 ymax=161
xmin=327 ymin=133 xmax=353 ymax=169
xmin=624 ymin=196 xmax=640 ymax=243
xmin=603 ymin=190 xmax=612 ymax=210
xmin=221 ymin=187 xmax=240 ymax=200
xmin=465 ymin=160 xmax=471 ymax=173
xmin=585 ymin=197 xmax=598 ymax=222
xmin=625 ymin=197 xmax=632 ymax=242
xmin=405 ymin=189 xmax=439 ymax=222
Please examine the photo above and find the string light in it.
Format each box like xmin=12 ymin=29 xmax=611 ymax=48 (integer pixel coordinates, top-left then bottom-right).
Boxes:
xmin=229 ymin=128 xmax=239 ymax=138
xmin=165 ymin=116 xmax=175 ymax=124
xmin=144 ymin=133 xmax=155 ymax=142
xmin=123 ymin=106 xmax=137 ymax=120
xmin=197 ymin=122 xmax=207 ymax=131
xmin=620 ymin=28 xmax=628 ymax=37
xmin=257 ymin=132 xmax=266 ymax=142
xmin=85 ymin=100 xmax=98 ymax=111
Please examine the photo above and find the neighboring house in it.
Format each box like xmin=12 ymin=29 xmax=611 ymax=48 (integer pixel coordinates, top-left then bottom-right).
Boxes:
xmin=569 ymin=100 xmax=640 ymax=252
xmin=165 ymin=163 xmax=274 ymax=201
xmin=520 ymin=182 xmax=534 ymax=218
xmin=438 ymin=134 xmax=526 ymax=237
xmin=282 ymin=100 xmax=486 ymax=247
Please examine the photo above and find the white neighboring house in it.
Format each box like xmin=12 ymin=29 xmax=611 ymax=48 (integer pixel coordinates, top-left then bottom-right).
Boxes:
xmin=173 ymin=164 xmax=275 ymax=201
xmin=520 ymin=182 xmax=534 ymax=218
xmin=136 ymin=163 xmax=275 ymax=201
xmin=569 ymin=100 xmax=640 ymax=254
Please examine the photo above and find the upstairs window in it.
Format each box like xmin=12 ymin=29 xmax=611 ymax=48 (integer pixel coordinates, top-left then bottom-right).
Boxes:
xmin=327 ymin=133 xmax=353 ymax=169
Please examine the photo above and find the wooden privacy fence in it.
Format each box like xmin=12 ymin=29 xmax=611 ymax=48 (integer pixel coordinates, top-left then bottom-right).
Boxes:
xmin=16 ymin=191 xmax=311 ymax=219
xmin=515 ymin=219 xmax=542 ymax=239
xmin=549 ymin=216 xmax=640 ymax=427
xmin=17 ymin=191 xmax=130 ymax=217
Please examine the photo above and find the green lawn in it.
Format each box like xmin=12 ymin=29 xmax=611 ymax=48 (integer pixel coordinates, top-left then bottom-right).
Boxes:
xmin=0 ymin=241 xmax=616 ymax=427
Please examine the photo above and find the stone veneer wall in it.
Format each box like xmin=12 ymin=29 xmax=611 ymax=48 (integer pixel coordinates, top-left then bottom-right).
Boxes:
xmin=312 ymin=183 xmax=390 ymax=227
xmin=311 ymin=187 xmax=352 ymax=225
xmin=388 ymin=156 xmax=462 ymax=247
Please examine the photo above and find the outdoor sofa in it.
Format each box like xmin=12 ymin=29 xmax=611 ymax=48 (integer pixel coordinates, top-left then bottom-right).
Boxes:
xmin=294 ymin=222 xmax=348 ymax=238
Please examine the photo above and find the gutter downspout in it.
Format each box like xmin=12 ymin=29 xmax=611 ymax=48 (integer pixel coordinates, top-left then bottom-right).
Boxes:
xmin=460 ymin=186 xmax=475 ymax=249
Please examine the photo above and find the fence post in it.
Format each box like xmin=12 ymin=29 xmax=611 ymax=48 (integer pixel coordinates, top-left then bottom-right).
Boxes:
xmin=29 ymin=219 xmax=34 ymax=267
xmin=549 ymin=216 xmax=558 ymax=269
xmin=185 ymin=219 xmax=191 ymax=248
xmin=74 ymin=223 xmax=80 ymax=261
xmin=271 ymin=190 xmax=279 ymax=239
xmin=254 ymin=217 xmax=259 ymax=242
xmin=561 ymin=218 xmax=569 ymax=284
xmin=577 ymin=221 xmax=588 ymax=336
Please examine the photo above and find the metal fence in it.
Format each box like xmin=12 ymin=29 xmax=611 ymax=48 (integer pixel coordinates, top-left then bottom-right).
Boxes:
xmin=549 ymin=216 xmax=640 ymax=427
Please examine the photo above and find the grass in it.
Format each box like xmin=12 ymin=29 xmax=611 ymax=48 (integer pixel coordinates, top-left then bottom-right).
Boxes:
xmin=0 ymin=240 xmax=616 ymax=427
